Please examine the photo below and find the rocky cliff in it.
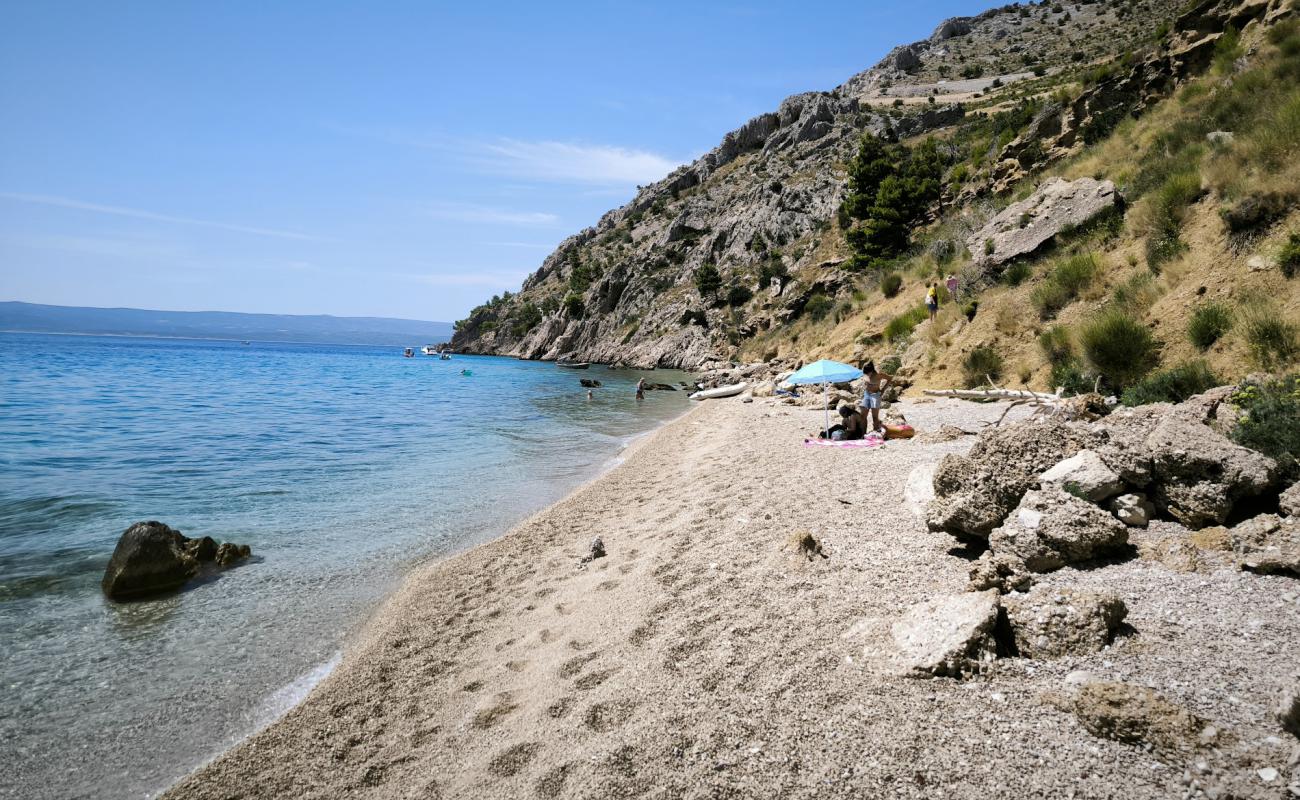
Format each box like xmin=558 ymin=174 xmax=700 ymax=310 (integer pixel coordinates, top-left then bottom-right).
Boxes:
xmin=450 ymin=0 xmax=1268 ymax=372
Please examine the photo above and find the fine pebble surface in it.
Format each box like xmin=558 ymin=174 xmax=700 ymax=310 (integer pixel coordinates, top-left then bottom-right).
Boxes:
xmin=163 ymin=397 xmax=1300 ymax=799
xmin=0 ymin=333 xmax=691 ymax=800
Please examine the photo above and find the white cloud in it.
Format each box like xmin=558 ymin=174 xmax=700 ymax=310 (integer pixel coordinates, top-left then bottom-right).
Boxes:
xmin=428 ymin=202 xmax=559 ymax=227
xmin=0 ymin=191 xmax=320 ymax=241
xmin=477 ymin=139 xmax=682 ymax=186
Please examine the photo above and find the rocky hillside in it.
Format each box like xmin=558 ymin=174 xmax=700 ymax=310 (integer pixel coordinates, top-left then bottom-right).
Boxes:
xmin=452 ymin=0 xmax=1299 ymax=391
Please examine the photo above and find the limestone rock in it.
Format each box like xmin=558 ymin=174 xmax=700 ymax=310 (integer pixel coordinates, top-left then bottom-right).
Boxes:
xmin=1003 ymin=587 xmax=1127 ymax=658
xmin=927 ymin=419 xmax=1104 ymax=541
xmin=1144 ymin=413 xmax=1277 ymax=528
xmin=966 ymin=177 xmax=1119 ymax=276
xmin=1110 ymin=493 xmax=1155 ymax=527
xmin=989 ymin=487 xmax=1129 ymax=573
xmin=968 ymin=552 xmax=1034 ymax=594
xmin=889 ymin=590 xmax=1000 ymax=678
xmin=1279 ymin=685 xmax=1300 ymax=738
xmin=1280 ymin=482 xmax=1300 ymax=518
xmin=1039 ymin=449 xmax=1125 ymax=502
xmin=1230 ymin=514 xmax=1300 ymax=576
xmin=1070 ymin=680 xmax=1207 ymax=757
xmin=750 ymin=380 xmax=777 ymax=398
xmin=101 ymin=521 xmax=199 ymax=600
xmin=214 ymin=542 xmax=252 ymax=567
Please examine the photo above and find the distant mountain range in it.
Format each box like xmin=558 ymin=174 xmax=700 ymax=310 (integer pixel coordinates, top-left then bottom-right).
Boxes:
xmin=0 ymin=302 xmax=453 ymax=346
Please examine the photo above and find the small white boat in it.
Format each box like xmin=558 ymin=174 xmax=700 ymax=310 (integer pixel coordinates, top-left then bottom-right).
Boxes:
xmin=689 ymin=382 xmax=748 ymax=401
xmin=439 ymin=352 xmax=451 ymax=360
xmin=421 ymin=345 xmax=439 ymax=356
xmin=556 ymin=361 xmax=590 ymax=370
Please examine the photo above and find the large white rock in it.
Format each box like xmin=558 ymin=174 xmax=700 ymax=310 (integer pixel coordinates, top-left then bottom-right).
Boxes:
xmin=889 ymin=590 xmax=1000 ymax=678
xmin=966 ymin=177 xmax=1119 ymax=271
xmin=1039 ymin=449 xmax=1125 ymax=502
xmin=1003 ymin=587 xmax=1127 ymax=658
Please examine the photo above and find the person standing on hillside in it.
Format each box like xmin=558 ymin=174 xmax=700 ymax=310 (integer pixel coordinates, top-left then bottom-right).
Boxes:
xmin=925 ymin=283 xmax=940 ymax=322
xmin=945 ymin=273 xmax=959 ymax=303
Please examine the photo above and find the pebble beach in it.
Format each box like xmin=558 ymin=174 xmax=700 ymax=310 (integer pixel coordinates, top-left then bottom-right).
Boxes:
xmin=164 ymin=397 xmax=1300 ymax=799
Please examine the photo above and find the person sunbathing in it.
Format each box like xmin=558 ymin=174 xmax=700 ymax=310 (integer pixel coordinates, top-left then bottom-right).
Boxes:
xmin=818 ymin=405 xmax=868 ymax=441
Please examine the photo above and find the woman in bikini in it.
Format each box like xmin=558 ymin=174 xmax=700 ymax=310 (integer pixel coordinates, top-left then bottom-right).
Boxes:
xmin=860 ymin=360 xmax=892 ymax=433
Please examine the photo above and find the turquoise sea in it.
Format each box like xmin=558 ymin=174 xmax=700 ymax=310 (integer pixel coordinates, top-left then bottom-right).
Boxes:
xmin=0 ymin=333 xmax=691 ymax=799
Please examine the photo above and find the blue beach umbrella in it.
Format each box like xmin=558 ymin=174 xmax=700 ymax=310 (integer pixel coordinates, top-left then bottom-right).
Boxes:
xmin=786 ymin=360 xmax=865 ymax=436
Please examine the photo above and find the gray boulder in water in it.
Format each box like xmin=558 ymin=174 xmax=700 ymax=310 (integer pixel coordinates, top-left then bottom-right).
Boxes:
xmin=101 ymin=520 xmax=251 ymax=600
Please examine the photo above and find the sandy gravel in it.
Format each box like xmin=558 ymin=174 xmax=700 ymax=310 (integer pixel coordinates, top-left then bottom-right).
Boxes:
xmin=164 ymin=398 xmax=1300 ymax=799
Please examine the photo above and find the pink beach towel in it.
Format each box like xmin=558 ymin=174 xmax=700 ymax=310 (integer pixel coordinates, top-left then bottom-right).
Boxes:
xmin=803 ymin=437 xmax=885 ymax=449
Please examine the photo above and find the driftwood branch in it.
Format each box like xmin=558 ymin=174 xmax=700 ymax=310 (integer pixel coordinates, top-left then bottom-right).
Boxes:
xmin=922 ymin=388 xmax=1061 ymax=401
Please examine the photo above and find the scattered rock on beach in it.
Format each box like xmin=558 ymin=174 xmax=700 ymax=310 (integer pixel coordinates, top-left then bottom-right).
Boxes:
xmin=988 ymin=487 xmax=1129 ymax=573
xmin=1143 ymin=413 xmax=1277 ymax=528
xmin=1230 ymin=514 xmax=1300 ymax=576
xmin=1002 ymin=587 xmax=1127 ymax=658
xmin=1109 ymin=493 xmax=1155 ymax=527
xmin=1067 ymin=680 xmax=1208 ymax=757
xmin=1280 ymin=482 xmax=1300 ymax=518
xmin=967 ymin=552 xmax=1033 ymax=594
xmin=889 ymin=590 xmax=1000 ymax=678
xmin=1278 ymin=685 xmax=1300 ymax=738
xmin=1039 ymin=449 xmax=1124 ymax=503
xmin=926 ymin=419 xmax=1102 ymax=541
xmin=577 ymin=537 xmax=607 ymax=569
xmin=785 ymin=531 xmax=827 ymax=561
xmin=102 ymin=521 xmax=251 ymax=601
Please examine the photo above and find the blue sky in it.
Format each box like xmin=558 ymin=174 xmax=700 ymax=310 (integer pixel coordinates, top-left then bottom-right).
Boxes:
xmin=1 ymin=0 xmax=986 ymax=322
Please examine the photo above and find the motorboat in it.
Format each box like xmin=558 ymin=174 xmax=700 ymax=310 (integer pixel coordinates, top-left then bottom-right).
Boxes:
xmin=689 ymin=382 xmax=748 ymax=401
xmin=439 ymin=352 xmax=451 ymax=360
xmin=556 ymin=361 xmax=590 ymax=369
xmin=421 ymin=345 xmax=439 ymax=356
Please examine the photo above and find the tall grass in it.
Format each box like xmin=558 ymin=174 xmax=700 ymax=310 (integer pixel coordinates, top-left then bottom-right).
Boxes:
xmin=1187 ymin=302 xmax=1233 ymax=349
xmin=1038 ymin=324 xmax=1074 ymax=364
xmin=962 ymin=346 xmax=1004 ymax=388
xmin=1079 ymin=307 xmax=1161 ymax=390
xmin=1145 ymin=171 xmax=1202 ymax=270
xmin=1120 ymin=361 xmax=1220 ymax=407
xmin=885 ymin=305 xmax=929 ymax=342
xmin=1031 ymin=253 xmax=1100 ymax=317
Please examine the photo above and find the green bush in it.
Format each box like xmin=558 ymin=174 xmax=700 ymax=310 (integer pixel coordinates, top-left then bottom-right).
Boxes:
xmin=880 ymin=355 xmax=903 ymax=374
xmin=1230 ymin=374 xmax=1300 ymax=477
xmin=694 ymin=263 xmax=721 ymax=296
xmin=1188 ymin=302 xmax=1234 ymax=349
xmin=1032 ymin=253 xmax=1099 ymax=317
xmin=1242 ymin=314 xmax=1300 ymax=369
xmin=881 ymin=272 xmax=903 ymax=298
xmin=1120 ymin=361 xmax=1221 ymax=406
xmin=1050 ymin=359 xmax=1095 ymax=396
xmin=962 ymin=346 xmax=1004 ymax=388
xmin=804 ymin=293 xmax=834 ymax=321
xmin=726 ymin=285 xmax=753 ymax=307
xmin=885 ymin=305 xmax=929 ymax=342
xmin=563 ymin=292 xmax=586 ymax=318
xmin=1079 ymin=308 xmax=1161 ymax=390
xmin=1038 ymin=325 xmax=1074 ymax=364
xmin=1112 ymin=273 xmax=1158 ymax=312
xmin=1279 ymin=232 xmax=1300 ymax=279
xmin=1001 ymin=261 xmax=1032 ymax=286
xmin=1146 ymin=171 xmax=1202 ymax=270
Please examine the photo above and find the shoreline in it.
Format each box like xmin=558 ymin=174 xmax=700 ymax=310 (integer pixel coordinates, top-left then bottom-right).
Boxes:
xmin=163 ymin=397 xmax=1300 ymax=799
xmin=155 ymin=402 xmax=701 ymax=797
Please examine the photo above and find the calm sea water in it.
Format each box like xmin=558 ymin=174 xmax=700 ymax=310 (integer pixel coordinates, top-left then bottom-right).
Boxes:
xmin=0 ymin=333 xmax=692 ymax=799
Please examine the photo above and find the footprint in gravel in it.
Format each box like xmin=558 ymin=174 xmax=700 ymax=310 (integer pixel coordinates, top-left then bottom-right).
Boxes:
xmin=472 ymin=694 xmax=519 ymax=730
xmin=628 ymin=621 xmax=658 ymax=646
xmin=505 ymin=660 xmax=528 ymax=673
xmin=535 ymin=763 xmax=573 ymax=798
xmin=546 ymin=696 xmax=574 ymax=719
xmin=567 ymin=638 xmax=591 ymax=651
xmin=558 ymin=652 xmax=599 ymax=678
xmin=487 ymin=742 xmax=541 ymax=778
xmin=554 ymin=603 xmax=573 ymax=616
xmin=538 ymin=629 xmax=558 ymax=643
xmin=534 ymin=587 xmax=557 ymax=599
xmin=462 ymin=680 xmax=484 ymax=693
xmin=595 ymin=580 xmax=619 ymax=591
xmin=618 ymin=563 xmax=635 ymax=575
xmin=583 ymin=700 xmax=636 ymax=732
xmin=574 ymin=667 xmax=618 ymax=691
